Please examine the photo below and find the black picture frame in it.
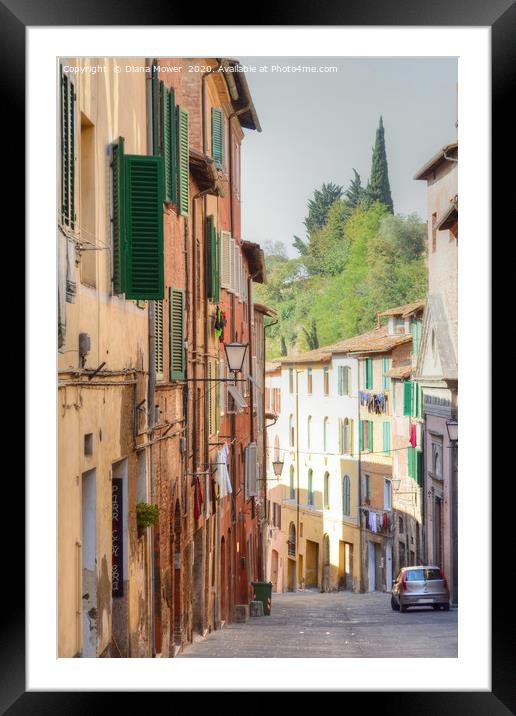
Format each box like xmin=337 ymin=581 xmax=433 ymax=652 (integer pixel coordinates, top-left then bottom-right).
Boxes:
xmin=10 ymin=0 xmax=509 ymax=711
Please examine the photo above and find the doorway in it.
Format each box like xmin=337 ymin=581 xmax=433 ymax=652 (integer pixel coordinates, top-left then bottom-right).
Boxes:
xmin=322 ymin=535 xmax=330 ymax=592
xmin=220 ymin=537 xmax=226 ymax=621
xmin=305 ymin=540 xmax=319 ymax=588
xmin=271 ymin=549 xmax=279 ymax=592
xmin=173 ymin=501 xmax=182 ymax=647
xmin=367 ymin=541 xmax=376 ymax=592
xmin=81 ymin=469 xmax=97 ymax=657
xmin=385 ymin=542 xmax=393 ymax=591
xmin=287 ymin=558 xmax=296 ymax=592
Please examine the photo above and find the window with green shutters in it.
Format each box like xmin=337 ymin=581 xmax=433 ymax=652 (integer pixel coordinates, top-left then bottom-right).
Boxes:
xmin=160 ymin=81 xmax=177 ymax=204
xmin=408 ymin=447 xmax=423 ymax=485
xmin=206 ymin=215 xmax=220 ymax=303
xmin=112 ymin=137 xmax=165 ymax=299
xmin=382 ymin=357 xmax=391 ymax=390
xmin=403 ymin=380 xmax=413 ymax=416
xmin=364 ymin=358 xmax=373 ymax=389
xmin=411 ymin=319 xmax=422 ymax=356
xmin=360 ymin=420 xmax=364 ymax=451
xmin=383 ymin=421 xmax=391 ymax=455
xmin=60 ymin=65 xmax=76 ymax=229
xmin=151 ymin=60 xmax=159 ymax=155
xmin=176 ymin=106 xmax=189 ymax=216
xmin=360 ymin=420 xmax=373 ymax=452
xmin=368 ymin=420 xmax=373 ymax=452
xmin=211 ymin=108 xmax=223 ymax=168
xmin=169 ymin=287 xmax=185 ymax=380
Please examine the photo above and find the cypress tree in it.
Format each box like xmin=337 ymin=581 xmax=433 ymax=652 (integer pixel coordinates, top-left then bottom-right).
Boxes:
xmin=367 ymin=116 xmax=393 ymax=213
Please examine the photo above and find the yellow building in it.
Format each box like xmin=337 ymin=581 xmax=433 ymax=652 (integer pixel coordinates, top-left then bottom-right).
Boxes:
xmin=58 ymin=58 xmax=155 ymax=657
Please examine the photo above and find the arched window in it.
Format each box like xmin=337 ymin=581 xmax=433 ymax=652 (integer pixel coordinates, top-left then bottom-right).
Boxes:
xmin=289 ymin=414 xmax=294 ymax=447
xmin=307 ymin=469 xmax=314 ymax=506
xmin=324 ymin=472 xmax=330 ymax=509
xmin=342 ymin=475 xmax=351 ymax=516
xmin=323 ymin=417 xmax=329 ymax=452
xmin=288 ymin=522 xmax=296 ymax=556
xmin=274 ymin=434 xmax=280 ymax=462
xmin=307 ymin=416 xmax=312 ymax=449
xmin=289 ymin=465 xmax=295 ymax=499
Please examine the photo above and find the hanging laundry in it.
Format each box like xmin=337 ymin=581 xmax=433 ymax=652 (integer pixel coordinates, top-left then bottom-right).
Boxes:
xmin=214 ymin=307 xmax=227 ymax=343
xmin=409 ymin=423 xmax=417 ymax=448
xmin=193 ymin=476 xmax=204 ymax=520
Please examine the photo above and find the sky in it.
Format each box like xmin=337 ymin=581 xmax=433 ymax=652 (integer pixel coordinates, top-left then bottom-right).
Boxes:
xmin=239 ymin=57 xmax=457 ymax=256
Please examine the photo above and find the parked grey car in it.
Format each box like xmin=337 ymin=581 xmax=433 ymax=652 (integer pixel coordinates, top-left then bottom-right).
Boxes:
xmin=391 ymin=566 xmax=450 ymax=612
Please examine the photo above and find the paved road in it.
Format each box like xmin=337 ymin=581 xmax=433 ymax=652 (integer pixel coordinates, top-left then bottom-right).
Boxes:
xmin=178 ymin=590 xmax=457 ymax=658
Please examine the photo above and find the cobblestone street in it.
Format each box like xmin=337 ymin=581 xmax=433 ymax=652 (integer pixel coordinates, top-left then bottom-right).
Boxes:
xmin=178 ymin=590 xmax=458 ymax=658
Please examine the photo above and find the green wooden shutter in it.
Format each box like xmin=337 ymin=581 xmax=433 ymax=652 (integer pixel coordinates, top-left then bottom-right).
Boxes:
xmin=368 ymin=421 xmax=373 ymax=452
xmin=408 ymin=447 xmax=414 ymax=478
xmin=211 ymin=108 xmax=223 ymax=167
xmin=176 ymin=106 xmax=189 ymax=216
xmin=383 ymin=422 xmax=390 ymax=454
xmin=338 ymin=366 xmax=343 ymax=396
xmin=366 ymin=358 xmax=373 ymax=389
xmin=151 ymin=60 xmax=159 ymax=156
xmin=404 ymin=381 xmax=413 ymax=416
xmin=169 ymin=87 xmax=177 ymax=204
xmin=160 ymin=81 xmax=172 ymax=202
xmin=60 ymin=66 xmax=76 ymax=229
xmin=416 ymin=449 xmax=423 ymax=486
xmin=359 ymin=420 xmax=364 ymax=451
xmin=112 ymin=137 xmax=126 ymax=294
xmin=215 ymin=229 xmax=221 ymax=303
xmin=124 ymin=153 xmax=164 ymax=300
xmin=170 ymin=287 xmax=185 ymax=379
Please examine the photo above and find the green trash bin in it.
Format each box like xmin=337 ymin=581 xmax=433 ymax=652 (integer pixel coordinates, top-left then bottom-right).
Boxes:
xmin=252 ymin=581 xmax=272 ymax=616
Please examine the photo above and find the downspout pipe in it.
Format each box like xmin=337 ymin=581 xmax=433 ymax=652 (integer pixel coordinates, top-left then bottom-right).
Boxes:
xmin=145 ymin=56 xmax=157 ymax=657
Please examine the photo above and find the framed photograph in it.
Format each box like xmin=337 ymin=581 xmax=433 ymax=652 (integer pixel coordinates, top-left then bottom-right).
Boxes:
xmin=12 ymin=0 xmax=508 ymax=709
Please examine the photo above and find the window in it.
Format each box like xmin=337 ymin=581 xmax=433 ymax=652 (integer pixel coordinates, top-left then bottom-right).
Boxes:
xmin=384 ymin=479 xmax=392 ymax=510
xmin=60 ymin=65 xmax=76 ymax=229
xmin=383 ymin=421 xmax=391 ymax=455
xmin=211 ymin=107 xmax=223 ymax=167
xmin=307 ymin=368 xmax=312 ymax=395
xmin=360 ymin=420 xmax=373 ymax=452
xmin=323 ymin=368 xmax=329 ymax=395
xmin=272 ymin=503 xmax=282 ymax=529
xmin=245 ymin=443 xmax=258 ymax=498
xmin=307 ymin=416 xmax=312 ymax=450
xmin=169 ymin=288 xmax=185 ymax=380
xmin=323 ymin=417 xmax=329 ymax=452
xmin=364 ymin=474 xmax=371 ymax=500
xmin=220 ymin=231 xmax=232 ymax=289
xmin=289 ymin=368 xmax=294 ymax=394
xmin=338 ymin=365 xmax=351 ymax=396
xmin=431 ymin=212 xmax=437 ymax=252
xmin=324 ymin=472 xmax=330 ymax=509
xmin=364 ymin=358 xmax=373 ymax=389
xmin=403 ymin=381 xmax=414 ymax=416
xmin=398 ymin=516 xmax=404 ymax=533
xmin=176 ymin=106 xmax=189 ymax=216
xmin=342 ymin=475 xmax=351 ymax=516
xmin=432 ymin=441 xmax=442 ymax=479
xmin=411 ymin=319 xmax=422 ymax=356
xmin=339 ymin=418 xmax=353 ymax=455
xmin=206 ymin=216 xmax=220 ymax=303
xmin=289 ymin=465 xmax=295 ymax=499
xmin=160 ymin=81 xmax=177 ymax=204
xmin=289 ymin=415 xmax=295 ymax=447
xmin=288 ymin=523 xmax=296 ymax=556
xmin=382 ymin=357 xmax=391 ymax=391
xmin=154 ymin=300 xmax=164 ymax=381
xmin=79 ymin=115 xmax=96 ymax=287
xmin=307 ymin=469 xmax=314 ymax=506
xmin=408 ymin=447 xmax=423 ymax=485
xmin=111 ymin=136 xmax=164 ymax=299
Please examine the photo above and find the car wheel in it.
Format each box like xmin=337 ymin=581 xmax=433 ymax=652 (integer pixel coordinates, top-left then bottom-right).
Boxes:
xmin=400 ymin=604 xmax=408 ymax=613
xmin=391 ymin=596 xmax=400 ymax=611
xmin=432 ymin=605 xmax=441 ymax=610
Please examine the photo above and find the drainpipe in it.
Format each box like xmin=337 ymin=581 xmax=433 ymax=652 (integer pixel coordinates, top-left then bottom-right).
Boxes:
xmin=145 ymin=56 xmax=157 ymax=657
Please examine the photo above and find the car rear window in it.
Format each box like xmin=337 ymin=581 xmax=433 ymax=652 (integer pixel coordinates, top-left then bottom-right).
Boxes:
xmin=406 ymin=568 xmax=442 ymax=581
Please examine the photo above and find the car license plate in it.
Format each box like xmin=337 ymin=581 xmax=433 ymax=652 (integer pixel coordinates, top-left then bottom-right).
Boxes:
xmin=419 ymin=598 xmax=433 ymax=603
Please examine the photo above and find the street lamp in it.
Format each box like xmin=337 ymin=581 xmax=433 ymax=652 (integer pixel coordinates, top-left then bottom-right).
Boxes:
xmin=446 ymin=417 xmax=458 ymax=444
xmin=272 ymin=459 xmax=284 ymax=478
xmin=224 ymin=342 xmax=248 ymax=373
xmin=391 ymin=478 xmax=401 ymax=492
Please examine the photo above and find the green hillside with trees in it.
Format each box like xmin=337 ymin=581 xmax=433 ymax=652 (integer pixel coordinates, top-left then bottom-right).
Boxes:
xmin=254 ymin=117 xmax=428 ymax=360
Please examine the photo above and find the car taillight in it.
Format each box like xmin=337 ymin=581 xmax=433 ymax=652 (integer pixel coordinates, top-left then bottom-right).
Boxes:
xmin=402 ymin=573 xmax=407 ymax=591
xmin=440 ymin=569 xmax=448 ymax=589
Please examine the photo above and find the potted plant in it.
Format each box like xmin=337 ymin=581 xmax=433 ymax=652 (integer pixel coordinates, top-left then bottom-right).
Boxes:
xmin=136 ymin=502 xmax=159 ymax=538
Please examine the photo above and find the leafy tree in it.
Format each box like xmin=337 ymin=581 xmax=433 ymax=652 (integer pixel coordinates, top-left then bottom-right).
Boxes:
xmin=344 ymin=169 xmax=366 ymax=209
xmin=303 ymin=200 xmax=352 ymax=276
xmin=303 ymin=182 xmax=343 ymax=237
xmin=302 ymin=319 xmax=319 ymax=350
xmin=292 ymin=235 xmax=308 ymax=255
xmin=366 ymin=116 xmax=393 ymax=213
